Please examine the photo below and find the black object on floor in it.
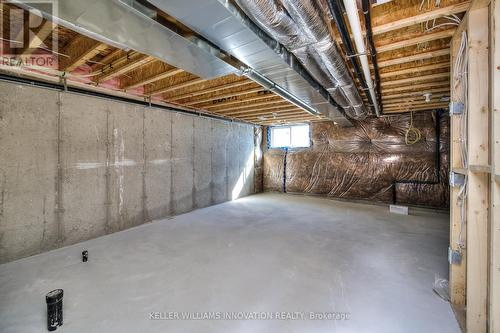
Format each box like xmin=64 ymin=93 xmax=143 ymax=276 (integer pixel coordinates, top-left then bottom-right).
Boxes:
xmin=46 ymin=289 xmax=63 ymax=331
xmin=82 ymin=250 xmax=88 ymax=262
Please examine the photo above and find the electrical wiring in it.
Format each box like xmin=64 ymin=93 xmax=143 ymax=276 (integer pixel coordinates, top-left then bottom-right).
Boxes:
xmin=405 ymin=111 xmax=422 ymax=145
xmin=419 ymin=0 xmax=442 ymax=12
xmin=454 ymin=30 xmax=468 ymax=250
xmin=424 ymin=16 xmax=460 ymax=32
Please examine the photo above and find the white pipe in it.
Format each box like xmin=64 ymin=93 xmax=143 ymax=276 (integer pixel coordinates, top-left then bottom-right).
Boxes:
xmin=342 ymin=0 xmax=381 ymax=117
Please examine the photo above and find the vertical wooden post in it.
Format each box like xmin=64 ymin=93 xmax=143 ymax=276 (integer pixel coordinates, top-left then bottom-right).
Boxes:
xmin=450 ymin=22 xmax=467 ymax=315
xmin=490 ymin=0 xmax=500 ymax=331
xmin=466 ymin=6 xmax=490 ymax=333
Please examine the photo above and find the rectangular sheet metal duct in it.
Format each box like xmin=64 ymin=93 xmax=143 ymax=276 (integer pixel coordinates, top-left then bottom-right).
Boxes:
xmin=10 ymin=0 xmax=236 ymax=79
xmin=147 ymin=0 xmax=350 ymax=125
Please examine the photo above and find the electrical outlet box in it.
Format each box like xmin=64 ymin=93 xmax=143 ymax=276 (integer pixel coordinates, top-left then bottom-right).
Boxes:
xmin=449 ymin=171 xmax=466 ymax=187
xmin=449 ymin=101 xmax=464 ymax=116
xmin=448 ymin=247 xmax=462 ymax=265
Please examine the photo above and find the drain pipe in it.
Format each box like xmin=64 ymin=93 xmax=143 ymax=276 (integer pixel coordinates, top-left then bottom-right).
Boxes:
xmin=241 ymin=67 xmax=321 ymax=116
xmin=342 ymin=0 xmax=381 ymax=117
xmin=361 ymin=0 xmax=383 ymax=115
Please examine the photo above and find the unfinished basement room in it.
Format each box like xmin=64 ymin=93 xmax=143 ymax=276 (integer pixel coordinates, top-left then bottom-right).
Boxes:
xmin=0 ymin=0 xmax=499 ymax=332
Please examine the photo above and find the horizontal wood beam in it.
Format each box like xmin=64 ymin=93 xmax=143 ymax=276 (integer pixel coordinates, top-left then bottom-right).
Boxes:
xmin=216 ymin=102 xmax=291 ymax=114
xmin=384 ymin=102 xmax=448 ymax=112
xmin=381 ymin=72 xmax=450 ymax=86
xmin=382 ymin=87 xmax=450 ymax=101
xmin=373 ymin=2 xmax=471 ymax=35
xmin=257 ymin=117 xmax=323 ymax=125
xmin=377 ymin=29 xmax=455 ymax=53
xmin=168 ymin=80 xmax=252 ymax=102
xmin=253 ymin=113 xmax=320 ymax=122
xmin=150 ymin=77 xmax=205 ymax=96
xmin=224 ymin=107 xmax=301 ymax=117
xmin=209 ymin=99 xmax=289 ymax=113
xmin=232 ymin=108 xmax=304 ymax=118
xmin=59 ymin=37 xmax=107 ymax=72
xmin=383 ymin=94 xmax=448 ymax=107
xmin=378 ymin=48 xmax=450 ymax=67
xmin=384 ymin=101 xmax=448 ymax=110
xmin=380 ymin=62 xmax=450 ymax=78
xmin=204 ymin=94 xmax=280 ymax=110
xmin=381 ymin=80 xmax=449 ymax=93
xmin=383 ymin=93 xmax=449 ymax=104
xmin=122 ymin=68 xmax=184 ymax=90
xmin=185 ymin=87 xmax=265 ymax=106
xmin=91 ymin=49 xmax=123 ymax=71
xmin=96 ymin=53 xmax=154 ymax=82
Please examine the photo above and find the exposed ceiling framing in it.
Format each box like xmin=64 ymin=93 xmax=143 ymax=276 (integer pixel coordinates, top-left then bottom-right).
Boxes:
xmin=0 ymin=0 xmax=470 ymax=124
xmin=364 ymin=0 xmax=469 ymax=114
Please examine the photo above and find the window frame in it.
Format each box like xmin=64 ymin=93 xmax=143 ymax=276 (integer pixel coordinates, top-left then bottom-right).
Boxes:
xmin=267 ymin=124 xmax=312 ymax=149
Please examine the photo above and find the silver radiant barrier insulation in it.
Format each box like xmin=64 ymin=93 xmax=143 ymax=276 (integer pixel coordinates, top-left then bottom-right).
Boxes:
xmin=234 ymin=0 xmax=368 ymax=119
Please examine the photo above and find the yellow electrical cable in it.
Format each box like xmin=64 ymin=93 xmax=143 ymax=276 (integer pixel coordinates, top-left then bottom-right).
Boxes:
xmin=405 ymin=111 xmax=422 ymax=145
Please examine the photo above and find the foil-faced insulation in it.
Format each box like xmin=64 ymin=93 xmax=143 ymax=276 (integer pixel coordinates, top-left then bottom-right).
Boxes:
xmin=235 ymin=0 xmax=368 ymax=119
xmin=262 ymin=111 xmax=449 ymax=208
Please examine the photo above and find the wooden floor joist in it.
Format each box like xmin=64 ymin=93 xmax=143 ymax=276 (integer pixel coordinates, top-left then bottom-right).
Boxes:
xmin=96 ymin=53 xmax=154 ymax=82
xmin=185 ymin=87 xmax=265 ymax=106
xmin=122 ymin=68 xmax=184 ymax=90
xmin=380 ymin=62 xmax=450 ymax=78
xmin=382 ymin=93 xmax=449 ymax=104
xmin=381 ymin=80 xmax=450 ymax=94
xmin=256 ymin=113 xmax=321 ymax=124
xmin=381 ymin=72 xmax=450 ymax=86
xmin=378 ymin=48 xmax=450 ymax=67
xmin=149 ymin=77 xmax=205 ymax=96
xmin=90 ymin=49 xmax=123 ymax=71
xmin=373 ymin=1 xmax=471 ymax=35
xmin=384 ymin=102 xmax=449 ymax=112
xmin=243 ymin=110 xmax=312 ymax=121
xmin=224 ymin=107 xmax=302 ymax=118
xmin=167 ymin=80 xmax=252 ymax=102
xmin=383 ymin=90 xmax=449 ymax=101
xmin=220 ymin=103 xmax=297 ymax=116
xmin=384 ymin=105 xmax=449 ymax=113
xmin=209 ymin=99 xmax=289 ymax=113
xmin=376 ymin=29 xmax=455 ymax=53
xmin=59 ymin=37 xmax=107 ymax=72
xmin=204 ymin=95 xmax=281 ymax=110
xmin=384 ymin=100 xmax=449 ymax=108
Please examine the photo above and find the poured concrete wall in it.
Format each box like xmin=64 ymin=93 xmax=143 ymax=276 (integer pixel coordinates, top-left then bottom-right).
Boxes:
xmin=0 ymin=82 xmax=256 ymax=263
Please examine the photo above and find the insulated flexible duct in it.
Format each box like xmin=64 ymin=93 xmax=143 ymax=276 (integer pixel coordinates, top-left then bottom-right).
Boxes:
xmin=234 ymin=0 xmax=368 ymax=120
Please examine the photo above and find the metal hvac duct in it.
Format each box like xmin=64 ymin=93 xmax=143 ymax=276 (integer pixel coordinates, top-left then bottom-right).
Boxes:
xmin=233 ymin=0 xmax=368 ymax=119
xmin=147 ymin=0 xmax=352 ymax=125
xmin=10 ymin=0 xmax=236 ymax=79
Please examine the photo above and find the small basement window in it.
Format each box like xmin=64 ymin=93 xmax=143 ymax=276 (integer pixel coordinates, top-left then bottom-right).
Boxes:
xmin=269 ymin=124 xmax=311 ymax=148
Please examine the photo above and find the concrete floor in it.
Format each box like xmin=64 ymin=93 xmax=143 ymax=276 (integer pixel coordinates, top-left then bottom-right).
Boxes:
xmin=0 ymin=193 xmax=459 ymax=333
